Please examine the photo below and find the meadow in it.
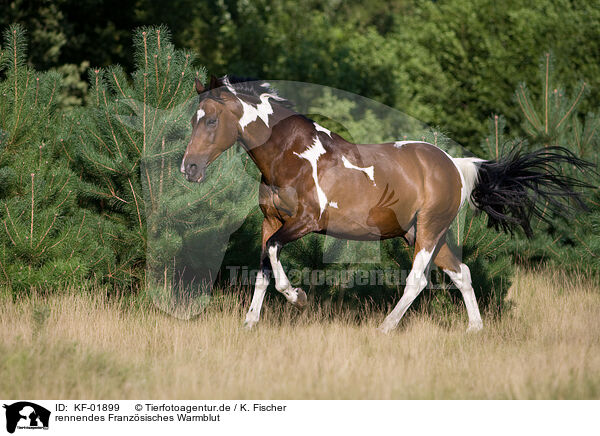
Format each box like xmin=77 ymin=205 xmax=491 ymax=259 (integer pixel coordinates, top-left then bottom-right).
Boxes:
xmin=1 ymin=268 xmax=599 ymax=400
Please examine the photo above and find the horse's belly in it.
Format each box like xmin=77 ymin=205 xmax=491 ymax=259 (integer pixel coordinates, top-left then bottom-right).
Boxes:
xmin=320 ymin=195 xmax=414 ymax=240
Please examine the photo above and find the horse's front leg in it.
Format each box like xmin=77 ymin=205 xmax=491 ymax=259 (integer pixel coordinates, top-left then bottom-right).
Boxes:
xmin=267 ymin=243 xmax=307 ymax=309
xmin=265 ymin=217 xmax=317 ymax=310
xmin=243 ymin=217 xmax=281 ymax=329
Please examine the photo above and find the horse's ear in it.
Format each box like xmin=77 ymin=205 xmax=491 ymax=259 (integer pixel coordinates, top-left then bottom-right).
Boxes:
xmin=209 ymin=75 xmax=221 ymax=90
xmin=195 ymin=77 xmax=205 ymax=94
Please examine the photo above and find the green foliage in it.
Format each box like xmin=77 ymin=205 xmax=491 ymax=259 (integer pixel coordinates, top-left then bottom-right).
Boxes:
xmin=0 ymin=24 xmax=109 ymax=291
xmin=395 ymin=0 xmax=600 ymax=149
xmin=70 ymin=26 xmax=202 ymax=287
xmin=71 ymin=26 xmax=257 ymax=304
xmin=493 ymin=53 xmax=600 ymax=274
xmin=5 ymin=1 xmax=600 ymax=153
xmin=0 ymin=11 xmax=597 ymax=324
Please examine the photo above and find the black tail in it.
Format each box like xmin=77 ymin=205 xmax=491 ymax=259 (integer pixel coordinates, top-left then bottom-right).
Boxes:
xmin=470 ymin=146 xmax=596 ymax=237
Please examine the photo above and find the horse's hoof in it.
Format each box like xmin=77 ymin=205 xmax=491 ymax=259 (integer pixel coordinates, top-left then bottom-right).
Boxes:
xmin=292 ymin=288 xmax=308 ymax=310
xmin=377 ymin=322 xmax=395 ymax=334
xmin=243 ymin=319 xmax=257 ymax=330
xmin=466 ymin=322 xmax=483 ymax=333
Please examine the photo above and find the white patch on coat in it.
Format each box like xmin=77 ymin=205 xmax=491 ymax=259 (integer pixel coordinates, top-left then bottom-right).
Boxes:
xmin=452 ymin=157 xmax=484 ymax=208
xmin=195 ymin=108 xmax=205 ymax=124
xmin=293 ymin=136 xmax=328 ymax=217
xmin=341 ymin=155 xmax=376 ymax=185
xmin=393 ymin=140 xmax=429 ymax=148
xmin=328 ymin=201 xmax=338 ymax=208
xmin=314 ymin=122 xmax=332 ymax=137
xmin=238 ymin=93 xmax=283 ymax=130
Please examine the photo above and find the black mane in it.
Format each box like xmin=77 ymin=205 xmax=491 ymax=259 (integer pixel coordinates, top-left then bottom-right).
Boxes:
xmin=220 ymin=75 xmax=294 ymax=109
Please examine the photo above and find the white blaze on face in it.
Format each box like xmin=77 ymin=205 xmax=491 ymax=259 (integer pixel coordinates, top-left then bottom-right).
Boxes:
xmin=314 ymin=122 xmax=332 ymax=137
xmin=195 ymin=108 xmax=205 ymax=124
xmin=294 ymin=136 xmax=328 ymax=217
xmin=180 ymin=152 xmax=187 ymax=173
xmin=341 ymin=155 xmax=376 ymax=185
xmin=181 ymin=109 xmax=206 ymax=173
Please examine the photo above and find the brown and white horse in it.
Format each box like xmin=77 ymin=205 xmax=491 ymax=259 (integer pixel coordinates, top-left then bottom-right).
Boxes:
xmin=182 ymin=76 xmax=591 ymax=333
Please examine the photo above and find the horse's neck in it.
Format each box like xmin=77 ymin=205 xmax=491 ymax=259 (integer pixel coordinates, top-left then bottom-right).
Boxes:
xmin=238 ymin=105 xmax=297 ymax=181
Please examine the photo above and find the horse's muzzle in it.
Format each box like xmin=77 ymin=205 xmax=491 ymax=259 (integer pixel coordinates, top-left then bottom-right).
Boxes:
xmin=184 ymin=162 xmax=206 ymax=183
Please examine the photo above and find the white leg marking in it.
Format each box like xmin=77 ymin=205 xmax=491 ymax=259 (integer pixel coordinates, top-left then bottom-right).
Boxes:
xmin=444 ymin=264 xmax=483 ymax=331
xmin=379 ymin=248 xmax=433 ymax=333
xmin=268 ymin=245 xmax=298 ymax=304
xmin=244 ymin=271 xmax=270 ymax=328
xmin=294 ymin=136 xmax=328 ymax=217
xmin=341 ymin=155 xmax=376 ymax=185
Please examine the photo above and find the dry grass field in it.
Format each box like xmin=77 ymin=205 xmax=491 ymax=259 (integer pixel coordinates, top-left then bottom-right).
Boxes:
xmin=1 ymin=268 xmax=599 ymax=399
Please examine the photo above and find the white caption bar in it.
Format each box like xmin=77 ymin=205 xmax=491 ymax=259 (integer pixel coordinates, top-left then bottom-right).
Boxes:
xmin=0 ymin=400 xmax=597 ymax=436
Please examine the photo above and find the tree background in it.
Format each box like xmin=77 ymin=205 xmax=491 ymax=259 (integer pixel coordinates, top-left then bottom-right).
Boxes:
xmin=3 ymin=0 xmax=599 ymax=149
xmin=0 ymin=1 xmax=598 ymax=315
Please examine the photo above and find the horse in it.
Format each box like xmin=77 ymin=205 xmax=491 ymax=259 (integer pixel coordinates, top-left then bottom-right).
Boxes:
xmin=182 ymin=75 xmax=592 ymax=333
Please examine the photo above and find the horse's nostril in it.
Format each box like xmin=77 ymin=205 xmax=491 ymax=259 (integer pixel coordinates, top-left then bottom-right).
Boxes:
xmin=185 ymin=163 xmax=197 ymax=175
xmin=184 ymin=161 xmax=206 ymax=182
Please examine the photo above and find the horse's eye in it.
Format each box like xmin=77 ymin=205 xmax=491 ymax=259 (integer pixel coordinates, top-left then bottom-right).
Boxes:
xmin=206 ymin=118 xmax=217 ymax=127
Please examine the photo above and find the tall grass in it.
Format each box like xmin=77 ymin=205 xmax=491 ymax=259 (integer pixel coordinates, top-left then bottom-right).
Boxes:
xmin=1 ymin=269 xmax=599 ymax=399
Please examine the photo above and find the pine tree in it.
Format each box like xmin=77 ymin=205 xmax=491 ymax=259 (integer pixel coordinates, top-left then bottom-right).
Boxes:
xmin=0 ymin=24 xmax=109 ymax=292
xmin=501 ymin=53 xmax=600 ymax=273
xmin=72 ymin=26 xmax=258 ymax=308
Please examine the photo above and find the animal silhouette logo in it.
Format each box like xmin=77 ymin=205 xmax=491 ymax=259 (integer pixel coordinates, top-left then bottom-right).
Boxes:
xmin=2 ymin=402 xmax=50 ymax=433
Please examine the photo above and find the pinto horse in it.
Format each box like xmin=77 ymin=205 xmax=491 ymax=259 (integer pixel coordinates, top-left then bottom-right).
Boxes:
xmin=182 ymin=76 xmax=591 ymax=333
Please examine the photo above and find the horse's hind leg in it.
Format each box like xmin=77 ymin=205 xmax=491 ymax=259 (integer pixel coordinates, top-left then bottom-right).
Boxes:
xmin=379 ymin=219 xmax=446 ymax=333
xmin=243 ymin=217 xmax=282 ymax=329
xmin=434 ymin=242 xmax=483 ymax=332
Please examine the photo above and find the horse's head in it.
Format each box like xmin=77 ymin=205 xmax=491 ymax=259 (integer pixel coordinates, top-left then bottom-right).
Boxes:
xmin=181 ymin=76 xmax=242 ymax=182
